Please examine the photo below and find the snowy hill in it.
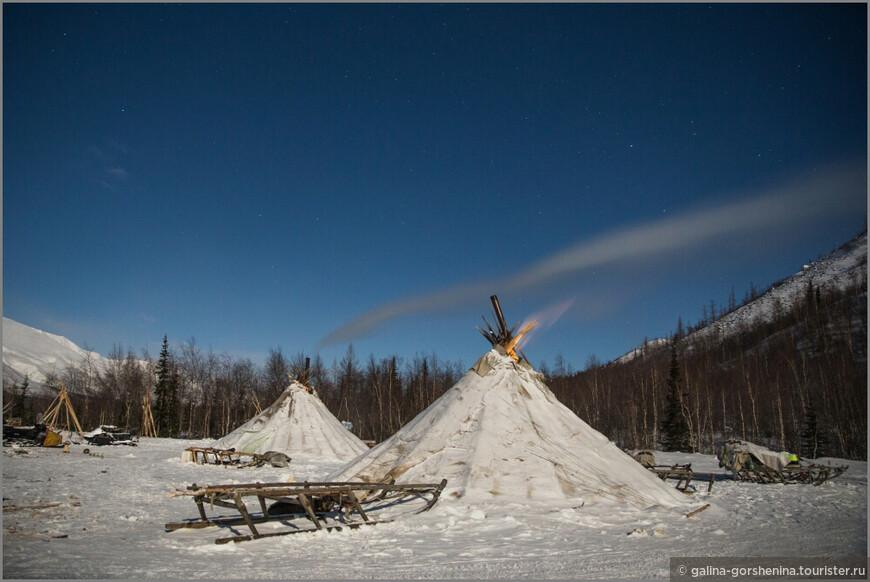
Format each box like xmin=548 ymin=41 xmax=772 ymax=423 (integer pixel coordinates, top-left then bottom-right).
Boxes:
xmin=688 ymin=231 xmax=866 ymax=344
xmin=615 ymin=231 xmax=867 ymax=364
xmin=2 ymin=317 xmax=119 ymax=390
xmin=613 ymin=337 xmax=670 ymax=365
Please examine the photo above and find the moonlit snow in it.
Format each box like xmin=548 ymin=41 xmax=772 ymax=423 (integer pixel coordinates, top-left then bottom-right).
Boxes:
xmin=3 ymin=439 xmax=864 ymax=579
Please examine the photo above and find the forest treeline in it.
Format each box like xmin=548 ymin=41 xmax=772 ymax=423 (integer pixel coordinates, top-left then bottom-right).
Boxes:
xmin=547 ymin=270 xmax=867 ymax=460
xmin=4 ymin=267 xmax=866 ymax=460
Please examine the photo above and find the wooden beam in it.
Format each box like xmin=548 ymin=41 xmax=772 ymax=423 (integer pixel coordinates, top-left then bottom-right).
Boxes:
xmin=233 ymin=491 xmax=259 ymax=536
xmin=214 ymin=520 xmax=388 ymax=545
xmin=345 ymin=490 xmax=369 ymax=522
xmin=296 ymin=493 xmax=322 ymax=529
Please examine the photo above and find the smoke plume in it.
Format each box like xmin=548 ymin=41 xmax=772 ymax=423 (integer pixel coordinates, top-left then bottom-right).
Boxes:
xmin=318 ymin=160 xmax=866 ymax=348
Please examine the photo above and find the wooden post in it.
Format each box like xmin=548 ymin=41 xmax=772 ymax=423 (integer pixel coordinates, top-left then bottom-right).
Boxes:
xmin=345 ymin=490 xmax=369 ymax=522
xmin=490 ymin=295 xmax=508 ymax=338
xmin=195 ymin=496 xmax=208 ymax=522
xmin=686 ymin=503 xmax=711 ymax=519
xmin=297 ymin=493 xmax=322 ymax=529
xmin=233 ymin=491 xmax=259 ymax=537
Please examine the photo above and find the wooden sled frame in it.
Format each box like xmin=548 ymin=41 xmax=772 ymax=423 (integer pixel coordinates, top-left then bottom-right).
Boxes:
xmin=166 ymin=479 xmax=448 ymax=544
xmin=650 ymin=464 xmax=716 ymax=493
xmin=184 ymin=447 xmax=289 ymax=469
xmin=734 ymin=463 xmax=847 ymax=486
xmin=186 ymin=446 xmax=250 ymax=465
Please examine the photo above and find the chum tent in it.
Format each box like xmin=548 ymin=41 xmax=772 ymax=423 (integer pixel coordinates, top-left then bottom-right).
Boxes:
xmin=328 ymin=297 xmax=698 ymax=510
xmin=213 ymin=380 xmax=369 ymax=462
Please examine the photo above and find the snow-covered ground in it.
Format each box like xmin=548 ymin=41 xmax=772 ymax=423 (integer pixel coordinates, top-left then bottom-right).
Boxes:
xmin=3 ymin=439 xmax=865 ymax=579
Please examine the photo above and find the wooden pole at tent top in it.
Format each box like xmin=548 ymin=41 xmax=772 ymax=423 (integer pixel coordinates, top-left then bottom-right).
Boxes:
xmin=476 ymin=295 xmax=536 ymax=363
xmin=289 ymin=356 xmax=314 ymax=393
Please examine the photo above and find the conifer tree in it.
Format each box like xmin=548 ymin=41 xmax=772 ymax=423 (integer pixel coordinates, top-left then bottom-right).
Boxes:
xmin=153 ymin=335 xmax=179 ymax=437
xmin=660 ymin=341 xmax=691 ymax=452
xmin=14 ymin=376 xmax=29 ymax=420
xmin=800 ymin=391 xmax=830 ymax=459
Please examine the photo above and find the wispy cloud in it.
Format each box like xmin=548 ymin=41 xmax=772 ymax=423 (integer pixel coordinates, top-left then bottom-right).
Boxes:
xmin=318 ymin=159 xmax=866 ymax=348
xmin=88 ymin=144 xmax=112 ymax=162
xmin=89 ymin=140 xmax=130 ymax=189
xmin=106 ymin=166 xmax=128 ymax=180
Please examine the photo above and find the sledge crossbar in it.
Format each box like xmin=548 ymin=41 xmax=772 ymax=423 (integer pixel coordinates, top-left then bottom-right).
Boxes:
xmin=650 ymin=463 xmax=716 ymax=493
xmin=183 ymin=480 xmax=446 ymax=496
xmin=166 ymin=479 xmax=447 ymax=543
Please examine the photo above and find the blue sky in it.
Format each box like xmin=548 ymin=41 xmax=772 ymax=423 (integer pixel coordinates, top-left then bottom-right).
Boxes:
xmin=3 ymin=3 xmax=867 ymax=371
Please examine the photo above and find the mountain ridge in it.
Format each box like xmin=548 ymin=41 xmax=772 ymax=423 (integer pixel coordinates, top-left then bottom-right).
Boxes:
xmin=614 ymin=231 xmax=867 ymax=364
xmin=2 ymin=317 xmax=131 ymax=393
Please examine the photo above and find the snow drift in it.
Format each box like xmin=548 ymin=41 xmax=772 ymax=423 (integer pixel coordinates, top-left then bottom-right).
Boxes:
xmin=329 ymin=346 xmax=697 ymax=510
xmin=213 ymin=381 xmax=369 ymax=461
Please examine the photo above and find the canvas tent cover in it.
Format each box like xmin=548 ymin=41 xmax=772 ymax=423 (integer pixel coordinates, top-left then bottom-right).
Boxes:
xmin=213 ymin=381 xmax=368 ymax=461
xmin=629 ymin=449 xmax=656 ymax=468
xmin=329 ymin=347 xmax=697 ymax=510
xmin=718 ymin=440 xmax=797 ymax=472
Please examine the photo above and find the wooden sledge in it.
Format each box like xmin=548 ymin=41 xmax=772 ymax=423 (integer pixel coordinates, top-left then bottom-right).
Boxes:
xmin=734 ymin=463 xmax=847 ymax=486
xmin=166 ymin=479 xmax=448 ymax=544
xmin=782 ymin=463 xmax=848 ymax=485
xmin=185 ymin=446 xmax=250 ymax=465
xmin=183 ymin=447 xmax=290 ymax=469
xmin=650 ymin=463 xmax=716 ymax=493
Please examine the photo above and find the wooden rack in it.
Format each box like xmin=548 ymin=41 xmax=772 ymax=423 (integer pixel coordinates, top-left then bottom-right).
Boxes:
xmin=185 ymin=446 xmax=250 ymax=465
xmin=183 ymin=446 xmax=290 ymax=469
xmin=650 ymin=463 xmax=716 ymax=493
xmin=166 ymin=479 xmax=448 ymax=544
xmin=733 ymin=463 xmax=847 ymax=486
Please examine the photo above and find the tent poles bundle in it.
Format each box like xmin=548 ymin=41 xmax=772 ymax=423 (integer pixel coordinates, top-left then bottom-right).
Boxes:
xmin=476 ymin=295 xmax=535 ymax=363
xmin=42 ymin=383 xmax=84 ymax=439
xmin=289 ymin=357 xmax=313 ymax=393
xmin=141 ymin=384 xmax=157 ymax=438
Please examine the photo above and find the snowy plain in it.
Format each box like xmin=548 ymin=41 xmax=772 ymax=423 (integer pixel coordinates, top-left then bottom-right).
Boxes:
xmin=2 ymin=438 xmax=865 ymax=580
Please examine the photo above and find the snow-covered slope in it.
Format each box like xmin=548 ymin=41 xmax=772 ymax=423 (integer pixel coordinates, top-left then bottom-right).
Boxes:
xmin=2 ymin=317 xmax=116 ymax=388
xmin=614 ymin=337 xmax=670 ymax=365
xmin=690 ymin=231 xmax=866 ymax=344
xmin=614 ymin=231 xmax=867 ymax=364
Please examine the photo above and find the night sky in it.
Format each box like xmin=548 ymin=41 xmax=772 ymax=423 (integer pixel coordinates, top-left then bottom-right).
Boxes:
xmin=3 ymin=3 xmax=867 ymax=370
